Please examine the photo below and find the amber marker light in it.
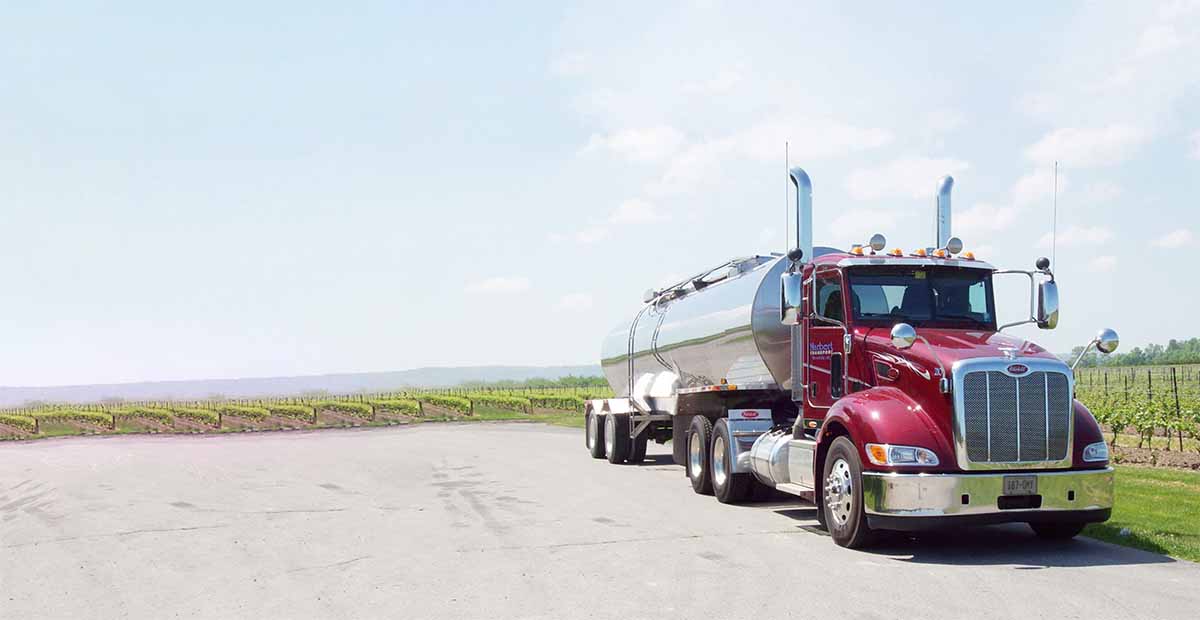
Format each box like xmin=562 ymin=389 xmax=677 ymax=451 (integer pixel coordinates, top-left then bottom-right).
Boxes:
xmin=866 ymin=444 xmax=889 ymax=465
xmin=933 ymin=249 xmax=947 ymax=258
xmin=962 ymin=251 xmax=975 ymax=260
xmin=913 ymin=248 xmax=928 ymax=257
xmin=851 ymin=246 xmax=865 ymax=256
xmin=889 ymin=248 xmax=903 ymax=256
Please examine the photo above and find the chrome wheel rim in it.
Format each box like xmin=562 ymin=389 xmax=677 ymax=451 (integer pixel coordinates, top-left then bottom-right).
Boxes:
xmin=586 ymin=413 xmax=596 ymax=450
xmin=825 ymin=458 xmax=854 ymax=526
xmin=688 ymin=432 xmax=703 ymax=479
xmin=712 ymin=434 xmax=727 ymax=489
xmin=604 ymin=415 xmax=615 ymax=455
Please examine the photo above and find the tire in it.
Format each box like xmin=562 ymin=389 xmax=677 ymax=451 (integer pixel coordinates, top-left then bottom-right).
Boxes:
xmin=586 ymin=410 xmax=606 ymax=459
xmin=686 ymin=417 xmax=714 ymax=495
xmin=604 ymin=413 xmax=631 ymax=464
xmin=711 ymin=419 xmax=753 ymax=504
xmin=1029 ymin=521 xmax=1087 ymax=540
xmin=822 ymin=437 xmax=875 ymax=549
xmin=627 ymin=425 xmax=648 ymax=464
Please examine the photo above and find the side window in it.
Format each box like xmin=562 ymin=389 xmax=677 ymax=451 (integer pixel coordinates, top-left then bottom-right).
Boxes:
xmin=814 ymin=272 xmax=844 ymax=324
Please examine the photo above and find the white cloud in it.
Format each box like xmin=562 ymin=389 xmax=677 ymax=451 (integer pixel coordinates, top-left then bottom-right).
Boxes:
xmin=1136 ymin=24 xmax=1184 ymax=58
xmin=466 ymin=276 xmax=531 ymax=293
xmin=1089 ymin=255 xmax=1118 ymax=273
xmin=554 ymin=293 xmax=594 ymax=312
xmin=1151 ymin=228 xmax=1194 ymax=248
xmin=653 ymin=118 xmax=892 ymax=196
xmin=1024 ymin=125 xmax=1148 ymax=168
xmin=584 ymin=126 xmax=686 ymax=164
xmin=609 ymin=199 xmax=666 ymax=224
xmin=845 ymin=156 xmax=970 ymax=201
xmin=1190 ymin=130 xmax=1200 ymax=159
xmin=1079 ymin=181 xmax=1122 ymax=205
xmin=550 ymin=52 xmax=591 ymax=77
xmin=1036 ymin=225 xmax=1114 ymax=248
xmin=956 ymin=202 xmax=1021 ymax=237
xmin=829 ymin=209 xmax=905 ymax=242
xmin=1013 ymin=168 xmax=1067 ymax=207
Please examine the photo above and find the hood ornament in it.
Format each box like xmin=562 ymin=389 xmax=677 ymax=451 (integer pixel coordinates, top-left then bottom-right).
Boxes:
xmin=998 ymin=346 xmax=1019 ymax=360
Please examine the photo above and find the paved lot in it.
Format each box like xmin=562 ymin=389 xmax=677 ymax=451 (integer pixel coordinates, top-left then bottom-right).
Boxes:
xmin=1 ymin=423 xmax=1198 ymax=619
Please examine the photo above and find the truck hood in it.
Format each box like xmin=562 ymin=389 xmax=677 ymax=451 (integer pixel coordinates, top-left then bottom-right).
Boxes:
xmin=861 ymin=328 xmax=1060 ymax=376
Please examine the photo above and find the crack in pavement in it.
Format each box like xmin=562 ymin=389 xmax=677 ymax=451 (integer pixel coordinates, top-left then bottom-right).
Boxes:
xmin=283 ymin=555 xmax=372 ymax=574
xmin=3 ymin=523 xmax=230 ymax=549
xmin=454 ymin=528 xmax=808 ymax=553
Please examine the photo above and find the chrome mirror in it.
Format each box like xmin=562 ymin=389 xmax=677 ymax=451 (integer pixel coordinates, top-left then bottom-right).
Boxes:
xmin=891 ymin=323 xmax=917 ymax=349
xmin=1071 ymin=328 xmax=1121 ymax=370
xmin=869 ymin=233 xmax=887 ymax=252
xmin=780 ymin=273 xmax=803 ymax=325
xmin=946 ymin=237 xmax=963 ymax=254
xmin=1096 ymin=328 xmax=1120 ymax=354
xmin=1036 ymin=281 xmax=1059 ymax=329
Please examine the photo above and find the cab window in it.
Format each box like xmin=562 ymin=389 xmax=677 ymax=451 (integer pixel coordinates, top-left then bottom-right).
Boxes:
xmin=813 ymin=272 xmax=844 ymax=324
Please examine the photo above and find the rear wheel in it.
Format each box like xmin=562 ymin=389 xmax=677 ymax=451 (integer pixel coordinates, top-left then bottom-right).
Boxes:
xmin=711 ymin=419 xmax=753 ymax=504
xmin=686 ymin=417 xmax=714 ymax=495
xmin=822 ymin=437 xmax=875 ymax=549
xmin=586 ymin=410 xmax=606 ymax=459
xmin=1029 ymin=521 xmax=1087 ymax=540
xmin=604 ymin=413 xmax=631 ymax=464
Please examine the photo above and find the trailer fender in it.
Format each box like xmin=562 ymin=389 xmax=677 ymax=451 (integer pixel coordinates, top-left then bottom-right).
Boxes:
xmin=820 ymin=387 xmax=957 ymax=472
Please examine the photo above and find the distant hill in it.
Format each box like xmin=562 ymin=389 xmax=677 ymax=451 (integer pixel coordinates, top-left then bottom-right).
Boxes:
xmin=0 ymin=365 xmax=603 ymax=408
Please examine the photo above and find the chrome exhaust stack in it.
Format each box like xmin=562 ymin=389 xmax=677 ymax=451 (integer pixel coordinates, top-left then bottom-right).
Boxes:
xmin=789 ymin=167 xmax=813 ymax=262
xmin=936 ymin=175 xmax=954 ymax=249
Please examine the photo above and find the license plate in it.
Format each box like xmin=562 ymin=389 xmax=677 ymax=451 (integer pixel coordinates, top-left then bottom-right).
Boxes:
xmin=1003 ymin=475 xmax=1038 ymax=496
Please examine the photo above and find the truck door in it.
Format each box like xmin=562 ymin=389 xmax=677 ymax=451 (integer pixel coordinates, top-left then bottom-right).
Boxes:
xmin=805 ymin=268 xmax=848 ymax=413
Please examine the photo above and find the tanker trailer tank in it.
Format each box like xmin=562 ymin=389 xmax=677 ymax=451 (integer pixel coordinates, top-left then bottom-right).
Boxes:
xmin=599 ymin=248 xmax=841 ymax=412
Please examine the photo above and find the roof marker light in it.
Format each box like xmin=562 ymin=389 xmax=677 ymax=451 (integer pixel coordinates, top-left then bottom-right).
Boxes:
xmin=851 ymin=246 xmax=865 ymax=256
xmin=933 ymin=249 xmax=947 ymax=258
xmin=889 ymin=248 xmax=903 ymax=257
xmin=962 ymin=251 xmax=975 ymax=260
xmin=913 ymin=248 xmax=928 ymax=257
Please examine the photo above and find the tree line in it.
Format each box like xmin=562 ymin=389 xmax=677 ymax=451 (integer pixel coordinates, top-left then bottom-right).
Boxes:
xmin=1071 ymin=337 xmax=1200 ymax=368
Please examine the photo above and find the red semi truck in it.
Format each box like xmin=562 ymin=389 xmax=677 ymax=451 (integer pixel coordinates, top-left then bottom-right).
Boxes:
xmin=585 ymin=168 xmax=1119 ymax=548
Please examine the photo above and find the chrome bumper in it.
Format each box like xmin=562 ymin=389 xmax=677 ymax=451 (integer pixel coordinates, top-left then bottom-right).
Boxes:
xmin=861 ymin=467 xmax=1114 ymax=520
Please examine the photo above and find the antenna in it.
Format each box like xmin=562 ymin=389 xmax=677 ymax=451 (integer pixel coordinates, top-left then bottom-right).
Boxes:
xmin=1052 ymin=161 xmax=1059 ymax=267
xmin=785 ymin=141 xmax=790 ymax=253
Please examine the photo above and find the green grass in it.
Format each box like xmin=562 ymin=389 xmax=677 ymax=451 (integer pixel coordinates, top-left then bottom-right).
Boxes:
xmin=1085 ymin=466 xmax=1200 ymax=562
xmin=465 ymin=405 xmax=585 ymax=428
xmin=312 ymin=400 xmax=373 ymax=419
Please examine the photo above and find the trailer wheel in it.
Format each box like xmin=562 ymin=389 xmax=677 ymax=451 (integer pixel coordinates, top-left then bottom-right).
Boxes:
xmin=822 ymin=437 xmax=875 ymax=549
xmin=686 ymin=417 xmax=714 ymax=495
xmin=1029 ymin=521 xmax=1087 ymax=540
xmin=711 ymin=419 xmax=753 ymax=504
xmin=586 ymin=410 xmax=606 ymax=459
xmin=627 ymin=425 xmax=648 ymax=464
xmin=604 ymin=413 xmax=631 ymax=464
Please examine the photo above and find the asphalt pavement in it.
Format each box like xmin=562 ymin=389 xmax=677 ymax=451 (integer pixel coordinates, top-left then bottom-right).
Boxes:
xmin=1 ymin=423 xmax=1197 ymax=619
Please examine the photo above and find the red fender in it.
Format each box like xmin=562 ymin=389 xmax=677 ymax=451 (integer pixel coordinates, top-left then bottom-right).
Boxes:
xmin=1072 ymin=400 xmax=1109 ymax=469
xmin=820 ymin=387 xmax=958 ymax=473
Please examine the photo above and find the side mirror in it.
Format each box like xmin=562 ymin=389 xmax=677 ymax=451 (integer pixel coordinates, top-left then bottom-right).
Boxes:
xmin=1036 ymin=281 xmax=1059 ymax=329
xmin=780 ymin=272 xmax=803 ymax=325
xmin=1096 ymin=328 xmax=1120 ymax=354
xmin=891 ymin=323 xmax=917 ymax=349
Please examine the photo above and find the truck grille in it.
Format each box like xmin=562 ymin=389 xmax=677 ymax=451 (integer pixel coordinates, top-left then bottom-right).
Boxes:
xmin=960 ymin=370 xmax=1071 ymax=464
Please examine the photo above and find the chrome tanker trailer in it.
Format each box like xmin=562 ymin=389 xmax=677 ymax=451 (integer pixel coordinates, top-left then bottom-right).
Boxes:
xmin=585 ymin=167 xmax=1121 ymax=548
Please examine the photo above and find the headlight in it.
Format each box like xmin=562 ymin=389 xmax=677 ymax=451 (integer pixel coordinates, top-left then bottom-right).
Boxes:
xmin=865 ymin=443 xmax=940 ymax=466
xmin=1082 ymin=441 xmax=1109 ymax=463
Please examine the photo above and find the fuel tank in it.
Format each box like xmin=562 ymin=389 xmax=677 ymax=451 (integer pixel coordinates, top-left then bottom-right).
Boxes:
xmin=600 ymin=248 xmax=840 ymax=397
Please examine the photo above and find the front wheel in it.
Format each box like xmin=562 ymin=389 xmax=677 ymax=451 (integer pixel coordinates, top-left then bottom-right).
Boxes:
xmin=1029 ymin=521 xmax=1087 ymax=540
xmin=822 ymin=437 xmax=875 ymax=549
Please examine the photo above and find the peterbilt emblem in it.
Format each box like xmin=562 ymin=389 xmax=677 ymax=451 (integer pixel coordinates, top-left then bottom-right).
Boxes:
xmin=742 ymin=410 xmax=760 ymax=419
xmin=1007 ymin=363 xmax=1029 ymax=375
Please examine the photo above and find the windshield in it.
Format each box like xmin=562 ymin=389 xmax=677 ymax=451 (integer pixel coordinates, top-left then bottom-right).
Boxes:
xmin=847 ymin=266 xmax=996 ymax=328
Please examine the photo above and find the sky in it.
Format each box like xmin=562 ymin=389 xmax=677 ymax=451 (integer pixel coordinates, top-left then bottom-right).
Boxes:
xmin=2 ymin=1 xmax=1199 ymax=387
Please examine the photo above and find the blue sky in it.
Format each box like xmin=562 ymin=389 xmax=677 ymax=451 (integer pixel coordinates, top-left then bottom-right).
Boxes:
xmin=2 ymin=1 xmax=1198 ymax=386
